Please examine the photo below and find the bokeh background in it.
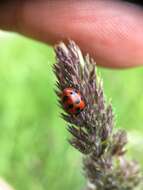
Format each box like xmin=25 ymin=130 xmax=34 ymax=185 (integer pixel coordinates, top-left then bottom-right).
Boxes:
xmin=0 ymin=31 xmax=142 ymax=190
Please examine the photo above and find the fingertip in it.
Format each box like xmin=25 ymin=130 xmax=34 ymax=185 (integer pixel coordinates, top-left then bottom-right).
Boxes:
xmin=1 ymin=1 xmax=143 ymax=68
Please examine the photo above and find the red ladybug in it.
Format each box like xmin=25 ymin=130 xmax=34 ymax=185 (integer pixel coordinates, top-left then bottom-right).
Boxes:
xmin=62 ymin=88 xmax=85 ymax=115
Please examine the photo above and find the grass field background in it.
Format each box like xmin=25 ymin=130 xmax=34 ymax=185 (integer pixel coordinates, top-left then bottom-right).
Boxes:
xmin=0 ymin=32 xmax=142 ymax=190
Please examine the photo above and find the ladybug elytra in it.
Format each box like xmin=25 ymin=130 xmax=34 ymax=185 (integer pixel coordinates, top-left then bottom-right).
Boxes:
xmin=61 ymin=88 xmax=85 ymax=115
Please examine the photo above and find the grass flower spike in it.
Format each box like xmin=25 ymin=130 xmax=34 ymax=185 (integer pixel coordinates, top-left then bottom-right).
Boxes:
xmin=54 ymin=41 xmax=141 ymax=190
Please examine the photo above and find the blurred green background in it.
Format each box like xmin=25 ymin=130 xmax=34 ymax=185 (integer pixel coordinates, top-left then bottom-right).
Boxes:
xmin=0 ymin=31 xmax=142 ymax=190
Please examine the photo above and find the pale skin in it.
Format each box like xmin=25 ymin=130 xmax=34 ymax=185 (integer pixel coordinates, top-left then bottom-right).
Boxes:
xmin=0 ymin=0 xmax=143 ymax=68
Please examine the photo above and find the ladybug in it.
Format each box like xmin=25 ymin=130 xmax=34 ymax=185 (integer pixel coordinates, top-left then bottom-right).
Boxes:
xmin=61 ymin=88 xmax=85 ymax=115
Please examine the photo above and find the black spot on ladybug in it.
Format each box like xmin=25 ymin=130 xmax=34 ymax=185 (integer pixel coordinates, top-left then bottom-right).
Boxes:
xmin=71 ymin=91 xmax=77 ymax=95
xmin=63 ymin=95 xmax=68 ymax=102
xmin=81 ymin=96 xmax=84 ymax=100
xmin=68 ymin=104 xmax=74 ymax=109
xmin=74 ymin=89 xmax=79 ymax=93
xmin=75 ymin=99 xmax=80 ymax=104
